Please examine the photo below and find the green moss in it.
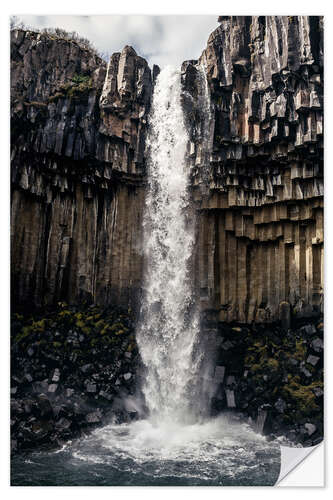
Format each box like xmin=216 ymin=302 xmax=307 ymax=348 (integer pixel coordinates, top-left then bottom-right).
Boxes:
xmin=282 ymin=377 xmax=323 ymax=417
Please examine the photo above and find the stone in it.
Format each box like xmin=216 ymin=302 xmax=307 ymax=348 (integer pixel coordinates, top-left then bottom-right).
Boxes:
xmin=311 ymin=338 xmax=323 ymax=353
xmin=221 ymin=340 xmax=234 ymax=351
xmin=81 ymin=364 xmax=94 ymax=374
xmin=52 ymin=368 xmax=60 ymax=382
xmin=225 ymin=389 xmax=236 ymax=408
xmin=11 ymin=387 xmax=17 ymax=395
xmin=313 ymin=387 xmax=324 ymax=398
xmin=27 ymin=348 xmax=34 ymax=357
xmin=124 ymin=351 xmax=132 ymax=359
xmin=85 ymin=411 xmax=102 ymax=424
xmin=86 ymin=383 xmax=97 ymax=393
xmin=123 ymin=373 xmax=132 ymax=381
xmin=24 ymin=374 xmax=33 ymax=383
xmin=214 ymin=366 xmax=225 ymax=383
xmin=55 ymin=418 xmax=71 ymax=430
xmin=274 ymin=398 xmax=287 ymax=413
xmin=48 ymin=384 xmax=58 ymax=393
xmin=307 ymin=355 xmax=320 ymax=366
xmin=226 ymin=375 xmax=236 ymax=387
xmin=99 ymin=390 xmax=112 ymax=401
xmin=304 ymin=423 xmax=317 ymax=436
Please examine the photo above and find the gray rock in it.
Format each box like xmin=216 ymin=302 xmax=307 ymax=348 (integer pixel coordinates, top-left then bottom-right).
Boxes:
xmin=123 ymin=373 xmax=132 ymax=381
xmin=99 ymin=390 xmax=112 ymax=401
xmin=304 ymin=423 xmax=317 ymax=436
xmin=226 ymin=375 xmax=236 ymax=386
xmin=86 ymin=383 xmax=97 ymax=393
xmin=221 ymin=340 xmax=234 ymax=351
xmin=307 ymin=355 xmax=320 ymax=366
xmin=27 ymin=348 xmax=34 ymax=357
xmin=52 ymin=368 xmax=60 ymax=382
xmin=214 ymin=366 xmax=225 ymax=383
xmin=274 ymin=398 xmax=287 ymax=413
xmin=85 ymin=411 xmax=101 ymax=424
xmin=66 ymin=388 xmax=75 ymax=397
xmin=303 ymin=324 xmax=316 ymax=336
xmin=124 ymin=351 xmax=132 ymax=360
xmin=301 ymin=366 xmax=312 ymax=378
xmin=55 ymin=418 xmax=71 ymax=430
xmin=311 ymin=338 xmax=323 ymax=353
xmin=313 ymin=386 xmax=324 ymax=397
xmin=225 ymin=389 xmax=236 ymax=408
xmin=48 ymin=384 xmax=58 ymax=393
xmin=24 ymin=374 xmax=33 ymax=383
xmin=81 ymin=363 xmax=94 ymax=374
xmin=11 ymin=387 xmax=17 ymax=395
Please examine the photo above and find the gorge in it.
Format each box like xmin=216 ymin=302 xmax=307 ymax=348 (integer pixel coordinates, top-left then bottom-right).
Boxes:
xmin=10 ymin=16 xmax=324 ymax=486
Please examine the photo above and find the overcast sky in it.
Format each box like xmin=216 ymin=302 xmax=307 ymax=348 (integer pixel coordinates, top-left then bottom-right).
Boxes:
xmin=18 ymin=15 xmax=218 ymax=68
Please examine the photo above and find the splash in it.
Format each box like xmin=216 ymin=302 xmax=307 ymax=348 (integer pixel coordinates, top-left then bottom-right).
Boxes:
xmin=136 ymin=66 xmax=204 ymax=424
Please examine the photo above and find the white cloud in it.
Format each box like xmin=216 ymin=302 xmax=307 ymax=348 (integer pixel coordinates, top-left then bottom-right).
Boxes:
xmin=17 ymin=15 xmax=218 ymax=68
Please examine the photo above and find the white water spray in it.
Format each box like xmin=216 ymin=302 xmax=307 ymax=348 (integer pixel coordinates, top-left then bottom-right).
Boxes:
xmin=136 ymin=66 xmax=204 ymax=424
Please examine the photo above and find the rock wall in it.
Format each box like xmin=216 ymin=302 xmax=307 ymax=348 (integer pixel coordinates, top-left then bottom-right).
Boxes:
xmin=11 ymin=17 xmax=324 ymax=324
xmin=183 ymin=16 xmax=323 ymax=323
xmin=11 ymin=29 xmax=154 ymax=309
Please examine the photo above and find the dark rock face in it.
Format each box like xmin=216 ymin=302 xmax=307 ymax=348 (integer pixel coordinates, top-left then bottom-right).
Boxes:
xmin=182 ymin=16 xmax=323 ymax=323
xmin=11 ymin=30 xmax=151 ymax=310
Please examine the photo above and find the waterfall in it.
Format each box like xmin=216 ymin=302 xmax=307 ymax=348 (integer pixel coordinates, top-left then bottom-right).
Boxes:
xmin=136 ymin=66 xmax=204 ymax=425
xmin=196 ymin=63 xmax=213 ymax=191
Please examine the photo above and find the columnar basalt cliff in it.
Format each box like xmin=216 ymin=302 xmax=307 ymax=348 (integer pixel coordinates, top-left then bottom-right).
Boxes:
xmin=11 ymin=30 xmax=155 ymax=309
xmin=183 ymin=16 xmax=323 ymax=323
xmin=11 ymin=16 xmax=323 ymax=326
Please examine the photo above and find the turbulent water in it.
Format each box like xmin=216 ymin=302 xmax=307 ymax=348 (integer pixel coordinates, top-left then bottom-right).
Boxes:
xmin=11 ymin=66 xmax=282 ymax=487
xmin=11 ymin=415 xmax=281 ymax=486
xmin=136 ymin=66 xmax=206 ymax=423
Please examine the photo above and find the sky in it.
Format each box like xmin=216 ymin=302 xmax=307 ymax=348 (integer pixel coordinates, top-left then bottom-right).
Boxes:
xmin=18 ymin=15 xmax=219 ymax=68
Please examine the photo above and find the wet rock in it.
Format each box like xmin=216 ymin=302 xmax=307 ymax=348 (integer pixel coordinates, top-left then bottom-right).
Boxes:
xmin=225 ymin=389 xmax=236 ymax=408
xmin=214 ymin=366 xmax=225 ymax=383
xmin=85 ymin=411 xmax=102 ymax=424
xmin=55 ymin=418 xmax=71 ymax=430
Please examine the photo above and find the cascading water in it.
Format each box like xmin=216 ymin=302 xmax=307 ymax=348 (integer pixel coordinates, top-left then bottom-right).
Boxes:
xmin=136 ymin=65 xmax=204 ymax=424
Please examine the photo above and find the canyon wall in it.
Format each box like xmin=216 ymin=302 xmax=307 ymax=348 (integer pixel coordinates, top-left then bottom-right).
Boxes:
xmin=11 ymin=16 xmax=324 ymax=324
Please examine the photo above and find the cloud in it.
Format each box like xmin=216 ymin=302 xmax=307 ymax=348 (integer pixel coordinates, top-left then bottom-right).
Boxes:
xmin=17 ymin=15 xmax=218 ymax=67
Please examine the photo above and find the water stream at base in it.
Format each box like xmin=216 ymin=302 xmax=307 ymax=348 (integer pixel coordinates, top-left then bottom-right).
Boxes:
xmin=11 ymin=66 xmax=281 ymax=486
